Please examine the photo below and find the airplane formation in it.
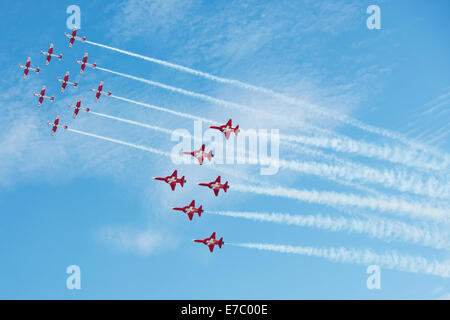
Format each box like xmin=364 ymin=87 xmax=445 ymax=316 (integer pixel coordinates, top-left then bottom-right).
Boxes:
xmin=19 ymin=28 xmax=241 ymax=253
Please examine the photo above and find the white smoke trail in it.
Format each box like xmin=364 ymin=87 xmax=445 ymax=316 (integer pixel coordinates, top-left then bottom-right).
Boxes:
xmin=271 ymin=158 xmax=449 ymax=200
xmin=99 ymin=66 xmax=448 ymax=172
xmin=109 ymin=94 xmax=218 ymax=124
xmin=280 ymin=133 xmax=448 ymax=172
xmin=67 ymin=128 xmax=449 ymax=221
xmin=90 ymin=111 xmax=174 ymax=135
xmin=232 ymin=184 xmax=449 ymax=221
xmin=85 ymin=40 xmax=449 ymax=161
xmin=207 ymin=211 xmax=449 ymax=249
xmin=88 ymin=111 xmax=378 ymax=194
xmin=97 ymin=66 xmax=257 ymax=114
xmin=66 ymin=128 xmax=266 ymax=185
xmin=67 ymin=128 xmax=172 ymax=158
xmin=90 ymin=111 xmax=449 ymax=199
xmin=230 ymin=243 xmax=450 ymax=278
xmin=97 ymin=66 xmax=330 ymax=135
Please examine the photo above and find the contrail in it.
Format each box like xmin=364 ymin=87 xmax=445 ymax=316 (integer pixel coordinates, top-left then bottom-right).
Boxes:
xmin=271 ymin=158 xmax=449 ymax=200
xmin=109 ymin=94 xmax=219 ymax=124
xmin=90 ymin=111 xmax=448 ymax=199
xmin=66 ymin=128 xmax=267 ymax=186
xmin=88 ymin=110 xmax=380 ymax=194
xmin=85 ymin=40 xmax=448 ymax=159
xmin=98 ymin=66 xmax=448 ymax=172
xmin=90 ymin=111 xmax=174 ymax=135
xmin=89 ymin=111 xmax=207 ymax=145
xmin=207 ymin=211 xmax=449 ymax=250
xmin=280 ymin=133 xmax=448 ymax=172
xmin=67 ymin=128 xmax=172 ymax=158
xmin=96 ymin=66 xmax=330 ymax=135
xmin=232 ymin=184 xmax=448 ymax=221
xmin=97 ymin=66 xmax=258 ymax=114
xmin=230 ymin=243 xmax=450 ymax=278
xmin=66 ymin=128 xmax=446 ymax=221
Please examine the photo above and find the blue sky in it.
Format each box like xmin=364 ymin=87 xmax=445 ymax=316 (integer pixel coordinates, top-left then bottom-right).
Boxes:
xmin=0 ymin=0 xmax=449 ymax=299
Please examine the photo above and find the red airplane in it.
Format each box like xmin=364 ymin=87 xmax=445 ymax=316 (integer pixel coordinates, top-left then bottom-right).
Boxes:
xmin=40 ymin=43 xmax=62 ymax=65
xmin=172 ymin=200 xmax=203 ymax=221
xmin=64 ymin=27 xmax=86 ymax=48
xmin=68 ymin=96 xmax=90 ymax=119
xmin=193 ymin=232 xmax=224 ymax=253
xmin=32 ymin=85 xmax=54 ymax=107
xmin=210 ymin=119 xmax=240 ymax=140
xmin=18 ymin=57 xmax=40 ymax=79
xmin=198 ymin=176 xmax=229 ymax=196
xmin=57 ymin=71 xmax=78 ymax=93
xmin=47 ymin=114 xmax=68 ymax=136
xmin=75 ymin=52 xmax=96 ymax=74
xmin=153 ymin=170 xmax=186 ymax=191
xmin=182 ymin=144 xmax=214 ymax=165
xmin=90 ymin=80 xmax=111 ymax=102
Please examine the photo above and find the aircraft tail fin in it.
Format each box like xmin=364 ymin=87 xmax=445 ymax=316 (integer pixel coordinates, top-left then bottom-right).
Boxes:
xmin=218 ymin=238 xmax=223 ymax=248
xmin=198 ymin=206 xmax=202 ymax=217
xmin=234 ymin=125 xmax=240 ymax=136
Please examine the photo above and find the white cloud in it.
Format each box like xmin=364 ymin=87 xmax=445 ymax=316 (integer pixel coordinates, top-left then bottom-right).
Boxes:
xmin=99 ymin=225 xmax=175 ymax=256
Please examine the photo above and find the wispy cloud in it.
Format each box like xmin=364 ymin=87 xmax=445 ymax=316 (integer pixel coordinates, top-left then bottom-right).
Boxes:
xmin=99 ymin=225 xmax=174 ymax=256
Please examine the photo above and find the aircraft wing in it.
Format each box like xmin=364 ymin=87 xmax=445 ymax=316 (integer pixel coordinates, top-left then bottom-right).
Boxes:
xmin=208 ymin=244 xmax=215 ymax=252
xmin=170 ymin=182 xmax=176 ymax=191
xmin=213 ymin=189 xmax=220 ymax=196
xmin=224 ymin=130 xmax=231 ymax=140
xmin=187 ymin=212 xmax=194 ymax=221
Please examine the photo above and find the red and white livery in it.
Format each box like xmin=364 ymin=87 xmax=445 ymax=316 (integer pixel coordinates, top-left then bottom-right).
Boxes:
xmin=153 ymin=170 xmax=186 ymax=191
xmin=182 ymin=144 xmax=214 ymax=165
xmin=47 ymin=114 xmax=68 ymax=136
xmin=18 ymin=57 xmax=40 ymax=79
xmin=57 ymin=71 xmax=78 ymax=93
xmin=172 ymin=200 xmax=203 ymax=221
xmin=32 ymin=85 xmax=54 ymax=107
xmin=68 ymin=96 xmax=90 ymax=119
xmin=193 ymin=232 xmax=224 ymax=253
xmin=64 ymin=28 xmax=86 ymax=48
xmin=210 ymin=119 xmax=240 ymax=140
xmin=75 ymin=52 xmax=96 ymax=74
xmin=90 ymin=80 xmax=111 ymax=102
xmin=40 ymin=43 xmax=62 ymax=65
xmin=198 ymin=176 xmax=229 ymax=196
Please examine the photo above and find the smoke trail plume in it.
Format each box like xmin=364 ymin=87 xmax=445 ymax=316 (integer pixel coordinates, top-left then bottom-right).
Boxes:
xmin=232 ymin=184 xmax=448 ymax=221
xmin=109 ymin=94 xmax=218 ymax=124
xmin=231 ymin=243 xmax=450 ymax=278
xmin=208 ymin=211 xmax=449 ymax=249
xmin=85 ymin=40 xmax=449 ymax=162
